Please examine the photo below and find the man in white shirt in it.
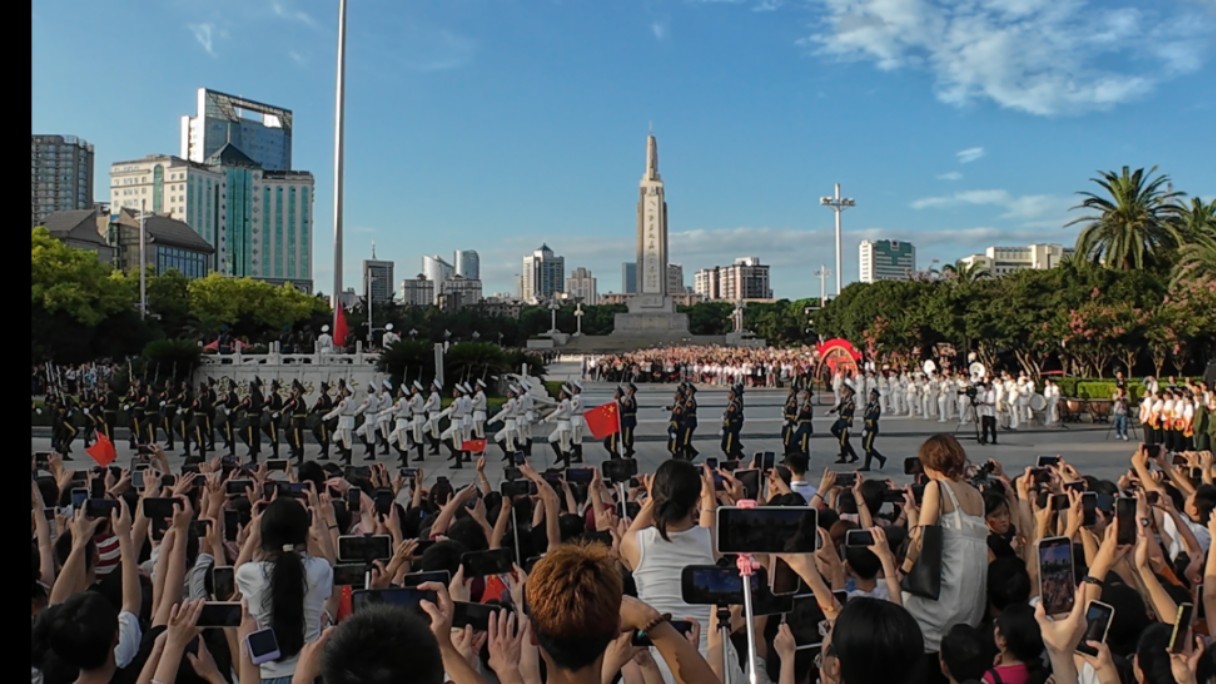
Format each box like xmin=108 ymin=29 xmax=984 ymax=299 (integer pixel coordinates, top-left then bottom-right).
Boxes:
xmin=781 ymin=452 xmax=818 ymax=503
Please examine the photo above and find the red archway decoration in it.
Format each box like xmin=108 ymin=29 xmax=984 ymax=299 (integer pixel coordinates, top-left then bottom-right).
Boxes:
xmin=817 ymin=338 xmax=862 ymax=377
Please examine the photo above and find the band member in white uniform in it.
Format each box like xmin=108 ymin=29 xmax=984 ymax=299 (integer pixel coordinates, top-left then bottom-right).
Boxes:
xmin=937 ymin=371 xmax=954 ymax=422
xmin=492 ymin=385 xmax=520 ymax=461
xmin=924 ymin=374 xmax=939 ymax=421
xmin=317 ymin=324 xmax=334 ymax=354
xmin=1015 ymin=373 xmax=1032 ymax=424
xmin=544 ymin=385 xmax=575 ymax=468
xmin=569 ymin=380 xmax=586 ymax=463
xmin=908 ymin=374 xmax=921 ymax=417
xmin=1003 ymin=373 xmax=1020 ymax=430
xmin=1043 ymin=378 xmax=1061 ymax=425
xmin=322 ymin=386 xmax=357 ymax=463
xmin=472 ymin=379 xmax=488 ymax=439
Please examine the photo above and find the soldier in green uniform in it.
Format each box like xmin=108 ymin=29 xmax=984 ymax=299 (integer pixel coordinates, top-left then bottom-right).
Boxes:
xmin=720 ymin=386 xmax=744 ymax=460
xmin=603 ymin=386 xmax=625 ymax=459
xmin=240 ymin=379 xmax=265 ymax=461
xmin=287 ymin=380 xmax=309 ymax=464
xmin=125 ymin=381 xmax=141 ymax=449
xmin=137 ymin=382 xmax=155 ymax=446
xmin=264 ymin=380 xmax=284 ymax=459
xmin=220 ymin=382 xmax=240 ymax=457
xmin=189 ymin=382 xmax=210 ymax=461
xmin=780 ymin=387 xmax=798 ymax=455
xmin=205 ymin=378 xmax=219 ymax=451
xmin=679 ymin=383 xmax=699 ymax=460
xmin=620 ymin=383 xmax=638 ymax=458
xmin=101 ymin=382 xmax=119 ymax=444
xmin=665 ymin=386 xmax=685 ymax=459
xmin=161 ymin=382 xmax=178 ymax=451
xmin=829 ymin=385 xmax=859 ymax=465
xmin=861 ymin=388 xmax=887 ymax=471
xmin=175 ymin=380 xmax=193 ymax=456
xmin=311 ymin=381 xmax=335 ymax=461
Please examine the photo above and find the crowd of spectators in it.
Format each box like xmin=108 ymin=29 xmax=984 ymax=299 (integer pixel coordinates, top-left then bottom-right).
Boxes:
xmin=585 ymin=347 xmax=821 ymax=387
xmin=34 ymin=362 xmax=126 ymax=397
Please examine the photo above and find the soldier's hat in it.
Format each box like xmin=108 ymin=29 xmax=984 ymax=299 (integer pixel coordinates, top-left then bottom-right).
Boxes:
xmin=292 ymin=380 xmax=304 ymax=392
xmin=383 ymin=379 xmax=393 ymax=391
xmin=476 ymin=378 xmax=487 ymax=389
xmin=413 ymin=380 xmax=424 ymax=392
xmin=627 ymin=382 xmax=637 ymax=392
xmin=322 ymin=325 xmax=330 ymax=333
xmin=432 ymin=379 xmax=443 ymax=390
xmin=271 ymin=379 xmax=281 ymax=389
xmin=320 ymin=381 xmax=330 ymax=391
xmin=338 ymin=379 xmax=347 ymax=388
xmin=571 ymin=380 xmax=584 ymax=391
xmin=686 ymin=384 xmax=697 ymax=394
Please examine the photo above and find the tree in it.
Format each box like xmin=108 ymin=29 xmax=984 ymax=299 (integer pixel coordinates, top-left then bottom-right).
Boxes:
xmin=1067 ymin=166 xmax=1185 ymax=271
xmin=940 ymin=260 xmax=991 ymax=284
xmin=31 ymin=227 xmax=135 ymax=326
xmin=187 ymin=274 xmax=328 ymax=339
xmin=1170 ymin=197 xmax=1216 ymax=289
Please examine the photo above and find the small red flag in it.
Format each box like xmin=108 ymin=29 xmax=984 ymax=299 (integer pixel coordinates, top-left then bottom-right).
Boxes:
xmin=461 ymin=439 xmax=487 ymax=454
xmin=333 ymin=304 xmax=349 ymax=347
xmin=202 ymin=337 xmax=219 ymax=352
xmin=85 ymin=433 xmax=117 ymax=467
xmin=583 ymin=402 xmax=621 ymax=440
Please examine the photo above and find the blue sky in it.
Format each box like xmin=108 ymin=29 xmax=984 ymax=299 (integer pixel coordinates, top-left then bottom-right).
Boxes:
xmin=33 ymin=0 xmax=1216 ymax=300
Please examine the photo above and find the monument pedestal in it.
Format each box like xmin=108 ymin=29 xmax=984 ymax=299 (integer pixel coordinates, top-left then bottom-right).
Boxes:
xmin=612 ymin=294 xmax=690 ymax=337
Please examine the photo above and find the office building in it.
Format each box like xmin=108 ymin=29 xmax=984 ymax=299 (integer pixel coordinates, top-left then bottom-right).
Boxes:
xmin=621 ymin=262 xmax=637 ymax=294
xmin=110 ymin=148 xmax=315 ymax=292
xmin=454 ymin=250 xmax=480 ymax=280
xmin=521 ymin=244 xmax=565 ymax=304
xmin=422 ymin=255 xmax=454 ymax=285
xmin=439 ymin=275 xmax=483 ymax=310
xmin=667 ymin=264 xmax=686 ymax=294
xmin=107 ymin=208 xmax=215 ymax=279
xmin=693 ymin=257 xmax=773 ymax=301
xmin=32 ymin=135 xmax=94 ymax=226
xmin=566 ymin=267 xmax=598 ymax=304
xmin=363 ymin=247 xmax=394 ymax=304
xmin=181 ymin=88 xmax=293 ymax=172
xmin=400 ymin=274 xmax=435 ymax=307
xmin=39 ymin=209 xmax=112 ymax=263
xmin=859 ymin=239 xmax=917 ymax=283
xmin=958 ymin=243 xmax=1073 ymax=276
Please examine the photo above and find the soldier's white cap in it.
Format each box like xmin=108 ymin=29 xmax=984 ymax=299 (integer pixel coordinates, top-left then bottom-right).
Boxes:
xmin=383 ymin=380 xmax=393 ymax=390
xmin=432 ymin=379 xmax=443 ymax=390
xmin=385 ymin=323 xmax=394 ymax=331
xmin=476 ymin=379 xmax=487 ymax=389
xmin=572 ymin=380 xmax=584 ymax=391
xmin=413 ymin=380 xmax=424 ymax=391
xmin=322 ymin=325 xmax=330 ymax=332
xmin=521 ymin=381 xmax=532 ymax=391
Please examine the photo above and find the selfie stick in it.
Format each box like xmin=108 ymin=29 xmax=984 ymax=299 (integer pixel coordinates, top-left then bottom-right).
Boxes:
xmin=617 ymin=482 xmax=628 ymax=520
xmin=510 ymin=504 xmax=522 ymax=568
xmin=735 ymin=499 xmax=762 ymax=684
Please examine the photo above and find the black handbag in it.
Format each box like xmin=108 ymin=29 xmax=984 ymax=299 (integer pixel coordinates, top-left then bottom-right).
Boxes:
xmin=901 ymin=481 xmax=944 ymax=600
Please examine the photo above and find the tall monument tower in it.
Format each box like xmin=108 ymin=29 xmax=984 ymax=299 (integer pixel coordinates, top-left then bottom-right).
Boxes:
xmin=636 ymin=132 xmax=668 ymax=296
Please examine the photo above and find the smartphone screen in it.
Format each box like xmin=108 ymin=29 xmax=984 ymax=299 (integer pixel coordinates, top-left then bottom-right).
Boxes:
xmin=632 ymin=620 xmax=693 ymax=647
xmin=374 ymin=489 xmax=395 ymax=516
xmin=460 ymin=549 xmax=514 ymax=577
xmin=501 ymin=480 xmax=536 ymax=498
xmin=351 ymin=588 xmax=436 ymax=615
xmin=85 ymin=498 xmax=119 ymax=519
xmin=1037 ymin=537 xmax=1076 ymax=616
xmin=452 ymin=601 xmax=511 ymax=631
xmin=565 ymin=468 xmax=595 ymax=484
xmin=787 ymin=595 xmax=829 ymax=650
xmin=753 ymin=452 xmax=776 ymax=471
xmin=836 ymin=473 xmax=858 ymax=488
xmin=503 ymin=467 xmax=522 ymax=481
xmin=403 ymin=570 xmax=451 ymax=587
xmin=845 ymin=529 xmax=875 ymax=547
xmin=347 ymin=488 xmax=362 ymax=511
xmin=1116 ymin=497 xmax=1137 ymax=546
xmin=400 ymin=468 xmax=419 ymax=480
xmin=1051 ymin=494 xmax=1070 ymax=512
xmin=680 ymin=565 xmax=767 ymax=606
xmin=1064 ymin=480 xmax=1086 ymax=493
xmin=197 ymin=602 xmax=243 ymax=628
xmin=512 ymin=453 xmax=526 ymax=466
xmin=770 ymin=558 xmax=806 ymax=597
xmin=225 ymin=480 xmax=253 ymax=496
xmin=733 ymin=469 xmax=761 ymax=500
xmin=904 ymin=457 xmax=924 ymax=476
xmin=337 ymin=535 xmax=392 ymax=563
xmin=716 ymin=507 xmax=818 ymax=554
xmin=266 ymin=459 xmax=289 ymax=472
xmin=211 ymin=566 xmax=236 ymax=600
xmin=706 ymin=457 xmax=719 ymax=470
xmin=1169 ymin=603 xmax=1195 ymax=654
xmin=332 ymin=563 xmax=368 ymax=588
xmin=1081 ymin=493 xmax=1098 ymax=527
xmin=142 ymin=497 xmax=178 ymax=520
xmin=245 ymin=628 xmax=281 ymax=665
xmin=70 ymin=488 xmax=89 ymax=510
xmin=602 ymin=459 xmax=638 ymax=483
xmin=1076 ymin=601 xmax=1115 ymax=656
xmin=223 ymin=509 xmax=242 ymax=542
xmin=1037 ymin=455 xmax=1061 ymax=467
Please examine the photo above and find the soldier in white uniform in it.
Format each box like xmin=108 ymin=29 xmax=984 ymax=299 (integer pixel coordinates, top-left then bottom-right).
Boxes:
xmin=544 ymin=385 xmax=575 ymax=468
xmin=352 ymin=386 xmax=377 ymax=460
xmin=423 ymin=380 xmax=444 ymax=455
xmin=376 ymin=381 xmax=395 ymax=456
xmin=440 ymin=384 xmax=471 ymax=468
xmin=492 ymin=385 xmax=520 ymax=461
xmin=317 ymin=325 xmax=334 ymax=354
xmin=1003 ymin=373 xmax=1020 ymax=430
xmin=322 ymin=386 xmax=357 ymax=463
xmin=381 ymin=323 xmax=401 ymax=347
xmin=407 ymin=381 xmax=426 ymax=462
xmin=832 ymin=369 xmax=845 ymax=407
xmin=472 ymin=379 xmax=488 ymax=439
xmin=1016 ymin=373 xmax=1033 ymax=425
xmin=1043 ymin=378 xmax=1061 ymax=426
xmin=387 ymin=383 xmax=413 ymax=464
xmin=569 ymin=380 xmax=586 ymax=463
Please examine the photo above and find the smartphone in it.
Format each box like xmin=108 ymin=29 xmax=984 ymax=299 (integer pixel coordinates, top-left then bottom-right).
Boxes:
xmin=787 ymin=595 xmax=829 ymax=651
xmin=224 ymin=509 xmax=242 ymax=542
xmin=602 ymin=459 xmax=639 ymax=483
xmin=882 ymin=489 xmax=906 ymax=504
xmin=1037 ymin=455 xmax=1061 ymax=468
xmin=344 ymin=465 xmax=372 ymax=480
xmin=374 ymin=489 xmax=395 ymax=516
xmin=753 ymin=452 xmax=776 ymax=471
xmin=625 ymin=502 xmax=641 ymax=519
xmin=1169 ymin=603 xmax=1195 ymax=654
xmin=131 ymin=469 xmax=145 ymax=490
xmin=1031 ymin=468 xmax=1051 ymax=485
xmin=1190 ymin=467 xmax=1204 ymax=484
xmin=1147 ymin=491 xmax=1161 ymax=506
xmin=750 ymin=584 xmax=795 ymax=616
xmin=142 ymin=497 xmax=178 ymax=520
xmin=461 ymin=549 xmax=514 ymax=577
xmin=719 ymin=460 xmax=741 ymax=472
xmin=1064 ymin=480 xmax=1086 ymax=493
xmin=504 ymin=467 xmax=523 ymax=481
xmin=770 ymin=557 xmax=807 ymax=597
xmin=42 ymin=507 xmax=57 ymax=521
xmin=1051 ymin=494 xmax=1070 ymax=512
xmin=332 ymin=563 xmax=369 ymax=588
xmin=845 ymin=529 xmax=875 ymax=548
xmin=513 ymin=452 xmax=526 ymax=466
xmin=1075 ymin=601 xmax=1115 ymax=656
xmin=266 ymin=459 xmax=289 ymax=472
xmin=452 ymin=601 xmax=511 ymax=631
xmin=904 ymin=457 xmax=924 ymax=476
xmin=680 ymin=565 xmax=768 ymax=605
xmin=911 ymin=484 xmax=926 ymax=505
xmin=347 ymin=487 xmax=362 ymax=511
xmin=245 ymin=628 xmax=281 ymax=666
xmin=70 ymin=470 xmax=89 ymax=485
xmin=197 ymin=601 xmax=243 ymax=628
xmin=836 ymin=473 xmax=858 ymax=488
xmin=337 ymin=535 xmax=392 ymax=563
xmin=90 ymin=478 xmax=106 ymax=499
xmin=402 ymin=570 xmax=452 ymax=587
xmin=191 ymin=519 xmax=213 ymax=538
xmin=400 ymin=468 xmax=419 ymax=480
xmin=1198 ymin=584 xmax=1208 ymax=622
xmin=706 ymin=457 xmax=719 ymax=470
xmin=733 ymin=469 xmax=761 ymax=500
xmin=225 ymin=480 xmax=253 ymax=496
xmin=161 ymin=474 xmax=177 ymax=488
xmin=70 ymin=488 xmax=89 ymax=510
xmin=211 ymin=566 xmax=236 ymax=600
xmin=716 ymin=507 xmax=818 ymax=554
xmin=136 ymin=444 xmax=154 ymax=456
xmin=1116 ymin=497 xmax=1137 ymax=545
xmin=410 ymin=540 xmax=436 ymax=557
xmin=1037 ymin=536 xmax=1076 ymax=617
xmin=501 ymin=480 xmax=537 ymax=498
xmin=565 ymin=468 xmax=595 ymax=484
xmin=351 ymin=587 xmax=437 ymax=614
xmin=180 ymin=463 xmax=201 ymax=475
xmin=34 ymin=451 xmax=52 ymax=469
xmin=632 ymin=620 xmax=693 ymax=646
xmin=85 ymin=498 xmax=119 ymax=519
xmin=1082 ymin=493 xmax=1098 ymax=527
xmin=1173 ymin=454 xmax=1189 ymax=467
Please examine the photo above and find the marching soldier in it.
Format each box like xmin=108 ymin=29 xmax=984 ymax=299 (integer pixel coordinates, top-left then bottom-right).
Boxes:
xmin=161 ymin=382 xmax=178 ymax=451
xmin=679 ymin=384 xmax=699 ymax=460
xmin=176 ymin=381 xmax=194 ymax=457
xmin=602 ymin=386 xmax=624 ymax=459
xmin=353 ymin=386 xmax=378 ymax=460
xmin=205 ymin=378 xmax=219 ymax=451
xmin=569 ymin=380 xmax=586 ymax=463
xmin=828 ymin=385 xmax=859 ymax=465
xmin=240 ymin=379 xmax=265 ymax=461
xmin=544 ymin=385 xmax=575 ymax=468
xmin=472 ymin=378 xmax=489 ymax=440
xmin=286 ymin=380 xmax=309 ymax=464
xmin=861 ymin=388 xmax=886 ymax=471
xmin=100 ymin=383 xmax=119 ymax=444
xmin=791 ymin=389 xmax=814 ymax=457
xmin=720 ymin=386 xmax=744 ymax=460
xmin=220 ymin=382 xmax=240 ymax=457
xmin=388 ymin=383 xmax=413 ymax=465
xmin=54 ymin=395 xmax=79 ymax=455
xmin=310 ymin=381 xmax=335 ymax=460
xmin=125 ymin=381 xmax=142 ymax=449
xmin=322 ymin=385 xmax=357 ymax=464
xmin=140 ymin=383 xmax=157 ymax=445
xmin=377 ymin=381 xmax=395 ymax=456
xmin=423 ymin=380 xmax=444 ymax=456
xmin=665 ymin=386 xmax=686 ymax=459
xmin=408 ymin=381 xmax=427 ymax=462
xmin=440 ymin=384 xmax=471 ymax=468
xmin=189 ymin=382 xmax=210 ymax=461
xmin=780 ymin=387 xmax=798 ymax=455
xmin=264 ymin=380 xmax=284 ymax=459
xmin=620 ymin=383 xmax=638 ymax=458
xmin=493 ymin=385 xmax=521 ymax=461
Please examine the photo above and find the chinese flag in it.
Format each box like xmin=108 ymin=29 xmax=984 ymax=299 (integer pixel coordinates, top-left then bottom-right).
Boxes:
xmin=333 ymin=304 xmax=349 ymax=347
xmin=202 ymin=337 xmax=219 ymax=352
xmin=461 ymin=439 xmax=487 ymax=454
xmin=583 ymin=402 xmax=621 ymax=440
xmin=85 ymin=433 xmax=117 ymax=467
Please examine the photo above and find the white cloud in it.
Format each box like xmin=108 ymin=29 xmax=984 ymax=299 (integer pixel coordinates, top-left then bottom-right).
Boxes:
xmin=804 ymin=0 xmax=1214 ymax=116
xmin=910 ymin=189 xmax=1074 ymax=225
xmin=269 ymin=0 xmax=316 ymax=26
xmin=651 ymin=21 xmax=668 ymax=39
xmin=288 ymin=50 xmax=307 ymax=66
xmin=956 ymin=146 xmax=985 ymax=164
xmin=188 ymin=23 xmax=216 ymax=56
xmin=937 ymin=171 xmax=963 ymax=181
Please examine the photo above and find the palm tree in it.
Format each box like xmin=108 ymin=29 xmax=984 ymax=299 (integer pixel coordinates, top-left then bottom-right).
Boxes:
xmin=940 ymin=260 xmax=992 ymax=284
xmin=1066 ymin=166 xmax=1185 ymax=270
xmin=1170 ymin=198 xmax=1216 ymax=288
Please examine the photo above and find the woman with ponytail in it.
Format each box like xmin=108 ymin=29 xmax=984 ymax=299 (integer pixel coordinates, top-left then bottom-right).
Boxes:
xmin=621 ymin=458 xmax=740 ymax=683
xmin=235 ymin=498 xmax=333 ymax=683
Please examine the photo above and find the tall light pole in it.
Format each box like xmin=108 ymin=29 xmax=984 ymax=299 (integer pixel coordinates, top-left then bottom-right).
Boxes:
xmin=139 ymin=199 xmax=148 ymax=319
xmin=331 ymin=0 xmax=348 ymax=325
xmin=367 ymin=274 xmax=377 ymax=345
xmin=819 ymin=183 xmax=855 ymax=297
xmin=814 ymin=265 xmax=830 ymax=308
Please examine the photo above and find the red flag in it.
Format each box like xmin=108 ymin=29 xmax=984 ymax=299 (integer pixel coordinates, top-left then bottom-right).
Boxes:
xmin=583 ymin=402 xmax=621 ymax=440
xmin=461 ymin=439 xmax=487 ymax=454
xmin=333 ymin=305 xmax=349 ymax=347
xmin=202 ymin=337 xmax=220 ymax=352
xmin=85 ymin=433 xmax=117 ymax=467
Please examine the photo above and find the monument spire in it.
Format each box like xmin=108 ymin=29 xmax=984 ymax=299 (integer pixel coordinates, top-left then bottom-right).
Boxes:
xmin=644 ymin=129 xmax=660 ymax=182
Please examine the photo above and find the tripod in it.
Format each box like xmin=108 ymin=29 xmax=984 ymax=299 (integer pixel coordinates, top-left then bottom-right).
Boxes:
xmin=953 ymin=394 xmax=981 ymax=442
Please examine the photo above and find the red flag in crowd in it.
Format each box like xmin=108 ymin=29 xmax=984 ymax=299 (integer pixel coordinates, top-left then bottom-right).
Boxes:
xmin=583 ymin=402 xmax=621 ymax=440
xmin=203 ymin=338 xmax=220 ymax=352
xmin=461 ymin=439 xmax=488 ymax=454
xmin=333 ymin=305 xmax=349 ymax=347
xmin=85 ymin=433 xmax=117 ymax=467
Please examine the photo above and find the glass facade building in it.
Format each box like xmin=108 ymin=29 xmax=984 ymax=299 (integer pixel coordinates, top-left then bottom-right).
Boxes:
xmin=32 ymin=135 xmax=94 ymax=226
xmin=181 ymin=89 xmax=293 ymax=172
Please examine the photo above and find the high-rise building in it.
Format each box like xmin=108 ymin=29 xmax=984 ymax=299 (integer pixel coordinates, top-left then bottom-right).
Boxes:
xmin=636 ymin=133 xmax=669 ymax=295
xmin=422 ymin=255 xmax=454 ymax=285
xmin=363 ymin=246 xmax=394 ymax=304
xmin=181 ymin=88 xmax=293 ymax=172
xmin=566 ymin=267 xmax=598 ymax=304
xmin=958 ymin=243 xmax=1073 ymax=276
xmin=693 ymin=257 xmax=773 ymax=301
xmin=400 ymin=274 xmax=435 ymax=307
xmin=859 ymin=239 xmax=916 ymax=283
xmin=521 ymin=244 xmax=565 ymax=304
xmin=621 ymin=262 xmax=637 ymax=294
xmin=32 ymin=135 xmax=94 ymax=226
xmin=667 ymin=264 xmax=685 ymax=294
xmin=439 ymin=275 xmax=483 ymax=309
xmin=109 ymin=149 xmax=315 ymax=292
xmin=453 ymin=250 xmax=480 ymax=280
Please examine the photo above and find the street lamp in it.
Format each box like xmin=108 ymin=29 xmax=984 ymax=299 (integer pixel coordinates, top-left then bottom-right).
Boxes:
xmin=366 ymin=274 xmax=378 ymax=345
xmin=134 ymin=201 xmax=151 ymax=319
xmin=819 ymin=183 xmax=855 ymax=297
xmin=547 ymin=297 xmax=561 ymax=333
xmin=573 ymin=301 xmax=584 ymax=336
xmin=814 ymin=265 xmax=830 ymax=308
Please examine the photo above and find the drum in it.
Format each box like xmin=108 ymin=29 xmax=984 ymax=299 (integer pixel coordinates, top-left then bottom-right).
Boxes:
xmin=1030 ymin=394 xmax=1047 ymax=411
